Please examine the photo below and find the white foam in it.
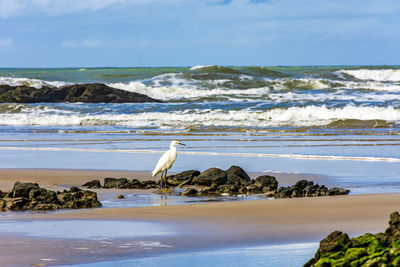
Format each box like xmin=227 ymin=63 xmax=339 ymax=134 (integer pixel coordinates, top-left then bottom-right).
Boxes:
xmin=0 ymin=76 xmax=69 ymax=88
xmin=190 ymin=65 xmax=216 ymax=70
xmin=0 ymin=105 xmax=398 ymax=128
xmin=1 ymin=146 xmax=399 ymax=162
xmin=107 ymin=81 xmax=270 ymax=101
xmin=338 ymin=69 xmax=400 ymax=82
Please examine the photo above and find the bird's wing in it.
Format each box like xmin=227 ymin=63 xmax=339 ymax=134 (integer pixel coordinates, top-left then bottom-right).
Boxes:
xmin=152 ymin=150 xmax=172 ymax=176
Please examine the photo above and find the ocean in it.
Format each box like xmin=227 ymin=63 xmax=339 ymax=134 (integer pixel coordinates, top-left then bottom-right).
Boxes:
xmin=0 ymin=65 xmax=399 ymax=193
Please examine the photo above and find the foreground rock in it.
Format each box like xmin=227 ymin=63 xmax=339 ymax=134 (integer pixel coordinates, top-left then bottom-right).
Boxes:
xmin=0 ymin=181 xmax=102 ymax=211
xmin=82 ymin=165 xmax=350 ymax=199
xmin=83 ymin=178 xmax=158 ymax=190
xmin=304 ymin=211 xmax=400 ymax=267
xmin=274 ymin=180 xmax=350 ymax=198
xmin=0 ymin=83 xmax=161 ymax=103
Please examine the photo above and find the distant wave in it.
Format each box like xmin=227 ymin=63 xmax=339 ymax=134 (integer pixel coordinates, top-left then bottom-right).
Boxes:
xmin=1 ymin=146 xmax=399 ymax=162
xmin=190 ymin=65 xmax=216 ymax=70
xmin=337 ymin=69 xmax=400 ymax=82
xmin=0 ymin=76 xmax=69 ymax=88
xmin=108 ymin=78 xmax=400 ymax=102
xmin=0 ymin=105 xmax=398 ymax=129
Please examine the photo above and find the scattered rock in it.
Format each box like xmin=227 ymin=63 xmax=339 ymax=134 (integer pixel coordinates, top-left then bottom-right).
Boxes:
xmin=80 ymin=166 xmax=349 ymax=199
xmin=10 ymin=181 xmax=39 ymax=198
xmin=82 ymin=180 xmax=101 ymax=189
xmin=304 ymin=211 xmax=400 ymax=267
xmin=181 ymin=188 xmax=198 ymax=196
xmin=254 ymin=175 xmax=278 ymax=191
xmin=274 ymin=180 xmax=349 ymax=198
xmin=167 ymin=170 xmax=200 ymax=186
xmin=226 ymin=166 xmax=251 ymax=184
xmin=103 ymin=178 xmax=128 ymax=189
xmin=192 ymin=168 xmax=227 ymax=186
xmin=0 ymin=182 xmax=102 ymax=211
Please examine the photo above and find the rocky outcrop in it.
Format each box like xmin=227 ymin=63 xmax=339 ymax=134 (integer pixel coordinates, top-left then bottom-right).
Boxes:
xmin=254 ymin=175 xmax=278 ymax=191
xmin=226 ymin=165 xmax=251 ymax=184
xmin=0 ymin=83 xmax=161 ymax=103
xmin=181 ymin=188 xmax=198 ymax=196
xmin=104 ymin=178 xmax=128 ymax=188
xmin=167 ymin=170 xmax=200 ymax=186
xmin=0 ymin=181 xmax=102 ymax=211
xmin=274 ymin=180 xmax=350 ymax=198
xmin=82 ymin=166 xmax=350 ymax=199
xmin=192 ymin=168 xmax=228 ymax=186
xmin=82 ymin=180 xmax=101 ymax=188
xmin=304 ymin=211 xmax=400 ymax=267
xmin=82 ymin=177 xmax=158 ymax=190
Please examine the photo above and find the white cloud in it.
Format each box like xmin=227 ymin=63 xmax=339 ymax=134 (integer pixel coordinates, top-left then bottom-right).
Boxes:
xmin=0 ymin=0 xmax=180 ymax=17
xmin=62 ymin=39 xmax=102 ymax=47
xmin=0 ymin=38 xmax=14 ymax=47
xmin=0 ymin=0 xmax=24 ymax=18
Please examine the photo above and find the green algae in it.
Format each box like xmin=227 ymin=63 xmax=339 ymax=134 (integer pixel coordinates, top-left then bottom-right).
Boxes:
xmin=304 ymin=212 xmax=400 ymax=267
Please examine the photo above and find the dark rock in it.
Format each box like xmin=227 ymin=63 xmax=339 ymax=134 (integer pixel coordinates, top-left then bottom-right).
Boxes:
xmin=168 ymin=170 xmax=200 ymax=183
xmin=274 ymin=180 xmax=349 ymax=199
xmin=0 ymin=83 xmax=162 ymax=103
xmin=238 ymin=186 xmax=248 ymax=194
xmin=328 ymin=187 xmax=350 ymax=196
xmin=192 ymin=168 xmax=227 ymax=186
xmin=319 ymin=231 xmax=352 ymax=255
xmin=0 ymin=182 xmax=102 ymax=211
xmin=304 ymin=212 xmax=400 ymax=266
xmin=57 ymin=187 xmax=102 ymax=209
xmin=226 ymin=166 xmax=251 ymax=184
xmin=385 ymin=211 xmax=400 ymax=243
xmin=181 ymin=188 xmax=198 ymax=196
xmin=82 ymin=180 xmax=102 ymax=188
xmin=117 ymin=194 xmax=125 ymax=199
xmin=293 ymin=180 xmax=314 ymax=192
xmin=255 ymin=175 xmax=278 ymax=190
xmin=103 ymin=178 xmax=128 ymax=188
xmin=140 ymin=180 xmax=158 ymax=189
xmin=11 ymin=181 xmax=39 ymax=198
xmin=200 ymin=183 xmax=219 ymax=195
xmin=128 ymin=179 xmax=141 ymax=189
xmin=177 ymin=179 xmax=191 ymax=188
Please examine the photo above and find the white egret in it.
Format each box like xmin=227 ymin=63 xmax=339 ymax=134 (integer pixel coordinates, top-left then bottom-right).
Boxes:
xmin=152 ymin=140 xmax=185 ymax=192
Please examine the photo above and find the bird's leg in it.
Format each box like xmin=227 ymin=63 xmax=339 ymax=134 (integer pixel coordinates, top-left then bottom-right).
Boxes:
xmin=164 ymin=170 xmax=169 ymax=191
xmin=159 ymin=171 xmax=164 ymax=191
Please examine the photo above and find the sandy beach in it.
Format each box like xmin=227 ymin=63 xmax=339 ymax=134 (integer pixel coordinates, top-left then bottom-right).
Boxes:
xmin=1 ymin=169 xmax=400 ymax=266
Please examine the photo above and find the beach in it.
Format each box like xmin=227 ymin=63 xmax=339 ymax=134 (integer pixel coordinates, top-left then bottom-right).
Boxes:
xmin=0 ymin=66 xmax=399 ymax=266
xmin=0 ymin=169 xmax=400 ymax=266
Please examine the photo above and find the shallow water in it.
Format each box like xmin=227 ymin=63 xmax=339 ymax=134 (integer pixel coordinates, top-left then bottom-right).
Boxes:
xmin=0 ymin=220 xmax=176 ymax=239
xmin=99 ymin=190 xmax=266 ymax=208
xmin=57 ymin=242 xmax=318 ymax=267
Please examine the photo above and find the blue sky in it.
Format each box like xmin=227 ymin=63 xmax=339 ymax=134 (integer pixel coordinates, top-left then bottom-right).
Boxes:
xmin=0 ymin=0 xmax=400 ymax=67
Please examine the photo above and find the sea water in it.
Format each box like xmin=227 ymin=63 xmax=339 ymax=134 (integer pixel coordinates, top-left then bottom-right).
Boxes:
xmin=0 ymin=66 xmax=399 ymax=193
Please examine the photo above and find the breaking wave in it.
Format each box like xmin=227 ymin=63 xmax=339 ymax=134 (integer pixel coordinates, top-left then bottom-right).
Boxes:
xmin=338 ymin=69 xmax=400 ymax=82
xmin=0 ymin=76 xmax=69 ymax=88
xmin=0 ymin=105 xmax=398 ymax=129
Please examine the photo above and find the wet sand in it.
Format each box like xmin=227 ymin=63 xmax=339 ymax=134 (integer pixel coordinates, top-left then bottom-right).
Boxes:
xmin=1 ymin=169 xmax=399 ymax=266
xmin=0 ymin=168 xmax=326 ymax=190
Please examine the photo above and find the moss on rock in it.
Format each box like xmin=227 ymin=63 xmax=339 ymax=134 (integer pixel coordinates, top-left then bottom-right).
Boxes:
xmin=304 ymin=211 xmax=400 ymax=267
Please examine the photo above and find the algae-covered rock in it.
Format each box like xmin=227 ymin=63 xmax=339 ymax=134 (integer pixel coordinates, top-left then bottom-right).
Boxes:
xmin=304 ymin=211 xmax=400 ymax=267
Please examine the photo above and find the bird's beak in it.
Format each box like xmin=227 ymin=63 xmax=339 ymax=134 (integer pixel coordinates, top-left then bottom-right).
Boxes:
xmin=179 ymin=142 xmax=186 ymax=146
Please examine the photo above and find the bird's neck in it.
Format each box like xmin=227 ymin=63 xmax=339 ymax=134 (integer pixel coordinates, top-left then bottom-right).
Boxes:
xmin=170 ymin=145 xmax=177 ymax=150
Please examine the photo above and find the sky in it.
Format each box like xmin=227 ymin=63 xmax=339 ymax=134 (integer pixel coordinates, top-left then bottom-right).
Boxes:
xmin=0 ymin=0 xmax=400 ymax=67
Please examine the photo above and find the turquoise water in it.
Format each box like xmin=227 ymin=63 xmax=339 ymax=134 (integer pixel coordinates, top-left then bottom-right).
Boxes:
xmin=1 ymin=66 xmax=399 ymax=266
xmin=0 ymin=66 xmax=399 ymax=192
